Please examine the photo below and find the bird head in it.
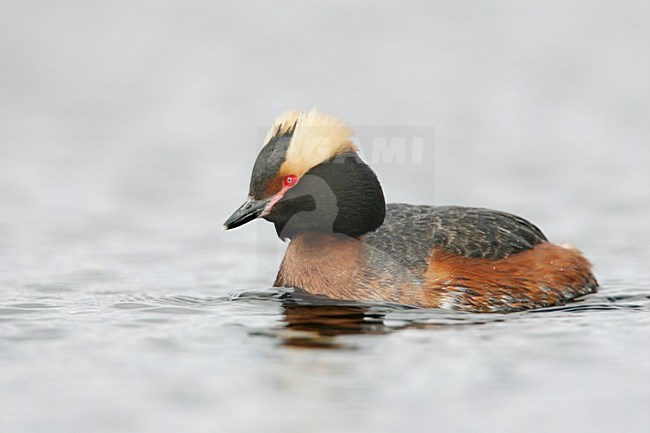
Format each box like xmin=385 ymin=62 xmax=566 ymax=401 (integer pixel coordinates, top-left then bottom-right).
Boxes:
xmin=223 ymin=109 xmax=385 ymax=240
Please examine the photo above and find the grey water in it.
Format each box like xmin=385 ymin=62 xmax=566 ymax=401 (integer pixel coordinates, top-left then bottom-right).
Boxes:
xmin=1 ymin=2 xmax=649 ymax=433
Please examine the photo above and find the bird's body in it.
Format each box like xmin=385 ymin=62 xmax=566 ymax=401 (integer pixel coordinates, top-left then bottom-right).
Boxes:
xmin=224 ymin=109 xmax=597 ymax=313
xmin=275 ymin=204 xmax=596 ymax=312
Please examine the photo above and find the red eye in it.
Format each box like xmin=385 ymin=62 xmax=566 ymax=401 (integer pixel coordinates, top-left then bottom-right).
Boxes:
xmin=282 ymin=175 xmax=298 ymax=188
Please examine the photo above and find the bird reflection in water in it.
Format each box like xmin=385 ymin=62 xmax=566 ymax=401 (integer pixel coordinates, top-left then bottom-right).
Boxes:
xmin=239 ymin=290 xmax=503 ymax=349
xmin=269 ymin=293 xmax=417 ymax=349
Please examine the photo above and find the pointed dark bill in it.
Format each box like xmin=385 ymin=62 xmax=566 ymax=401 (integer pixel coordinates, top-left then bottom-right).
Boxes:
xmin=223 ymin=197 xmax=270 ymax=230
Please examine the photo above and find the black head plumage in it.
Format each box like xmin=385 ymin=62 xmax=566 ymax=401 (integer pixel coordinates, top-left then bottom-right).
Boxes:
xmin=265 ymin=152 xmax=386 ymax=239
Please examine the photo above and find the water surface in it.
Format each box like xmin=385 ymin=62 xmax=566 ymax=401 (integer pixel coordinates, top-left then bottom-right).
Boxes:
xmin=1 ymin=1 xmax=649 ymax=432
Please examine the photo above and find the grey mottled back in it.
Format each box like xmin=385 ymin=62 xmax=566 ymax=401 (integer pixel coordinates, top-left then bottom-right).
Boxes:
xmin=364 ymin=203 xmax=548 ymax=272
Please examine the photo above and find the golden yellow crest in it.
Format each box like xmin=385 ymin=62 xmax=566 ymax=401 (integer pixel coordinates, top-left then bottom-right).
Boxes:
xmin=264 ymin=109 xmax=358 ymax=177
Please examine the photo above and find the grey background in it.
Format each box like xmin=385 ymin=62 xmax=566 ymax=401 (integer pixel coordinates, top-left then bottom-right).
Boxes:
xmin=1 ymin=1 xmax=649 ymax=433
